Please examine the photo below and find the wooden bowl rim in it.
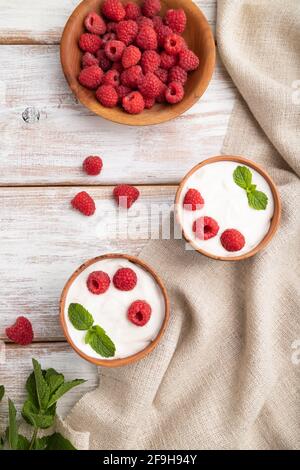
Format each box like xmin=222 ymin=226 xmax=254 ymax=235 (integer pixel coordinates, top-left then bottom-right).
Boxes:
xmin=175 ymin=155 xmax=282 ymax=261
xmin=60 ymin=253 xmax=170 ymax=367
xmin=60 ymin=0 xmax=216 ymax=126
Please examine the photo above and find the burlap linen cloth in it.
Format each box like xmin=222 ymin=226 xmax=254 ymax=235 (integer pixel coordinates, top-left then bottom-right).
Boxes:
xmin=57 ymin=0 xmax=300 ymax=449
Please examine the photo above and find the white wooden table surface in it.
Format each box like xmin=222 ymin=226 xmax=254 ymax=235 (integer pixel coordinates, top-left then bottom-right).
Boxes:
xmin=0 ymin=0 xmax=236 ymax=429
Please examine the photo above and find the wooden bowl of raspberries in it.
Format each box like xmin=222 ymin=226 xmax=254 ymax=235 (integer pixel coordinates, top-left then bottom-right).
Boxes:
xmin=60 ymin=0 xmax=216 ymax=125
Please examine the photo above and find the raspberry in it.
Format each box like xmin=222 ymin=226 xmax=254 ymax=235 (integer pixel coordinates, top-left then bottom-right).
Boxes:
xmin=138 ymin=72 xmax=163 ymax=98
xmin=111 ymin=61 xmax=124 ymax=73
xmin=141 ymin=50 xmax=160 ymax=73
xmin=116 ymin=20 xmax=138 ymax=45
xmin=121 ymin=65 xmax=143 ymax=88
xmin=83 ymin=156 xmax=103 ymax=176
xmin=113 ymin=267 xmax=137 ymax=291
xmin=156 ymin=24 xmax=172 ymax=47
xmin=165 ymin=8 xmax=187 ymax=34
xmin=136 ymin=16 xmax=154 ymax=29
xmin=144 ymin=96 xmax=155 ymax=108
xmin=168 ymin=65 xmax=187 ymax=85
xmin=183 ymin=188 xmax=205 ymax=211
xmin=106 ymin=22 xmax=117 ymax=32
xmin=220 ymin=229 xmax=245 ymax=252
xmin=122 ymin=91 xmax=145 ymax=114
xmin=84 ymin=12 xmax=106 ymax=35
xmin=160 ymin=51 xmax=177 ymax=70
xmin=102 ymin=69 xmax=120 ymax=87
xmin=192 ymin=216 xmax=219 ymax=240
xmin=156 ymin=84 xmax=167 ymax=103
xmin=105 ymin=40 xmax=125 ymax=61
xmin=127 ymin=300 xmax=152 ymax=326
xmin=78 ymin=65 xmax=103 ymax=90
xmin=164 ymin=34 xmax=184 ymax=55
xmin=102 ymin=0 xmax=125 ymax=22
xmin=116 ymin=84 xmax=131 ymax=101
xmin=96 ymin=84 xmax=118 ymax=107
xmin=71 ymin=191 xmax=96 ymax=216
xmin=136 ymin=26 xmax=157 ymax=50
xmin=87 ymin=271 xmax=110 ymax=294
xmin=178 ymin=49 xmax=199 ymax=71
xmin=122 ymin=45 xmax=141 ymax=69
xmin=96 ymin=49 xmax=112 ymax=71
xmin=79 ymin=33 xmax=102 ymax=53
xmin=154 ymin=67 xmax=168 ymax=83
xmin=152 ymin=15 xmax=163 ymax=30
xmin=102 ymin=32 xmax=117 ymax=45
xmin=142 ymin=0 xmax=161 ymax=18
xmin=113 ymin=184 xmax=140 ymax=208
xmin=165 ymin=81 xmax=184 ymax=104
xmin=81 ymin=52 xmax=99 ymax=68
xmin=125 ymin=3 xmax=142 ymax=20
xmin=6 ymin=316 xmax=34 ymax=345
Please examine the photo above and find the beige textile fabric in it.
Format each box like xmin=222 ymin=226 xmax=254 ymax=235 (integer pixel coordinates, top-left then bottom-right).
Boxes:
xmin=58 ymin=0 xmax=300 ymax=449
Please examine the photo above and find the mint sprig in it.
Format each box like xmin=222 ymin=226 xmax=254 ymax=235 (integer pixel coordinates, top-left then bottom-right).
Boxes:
xmin=68 ymin=303 xmax=94 ymax=330
xmin=233 ymin=165 xmax=268 ymax=210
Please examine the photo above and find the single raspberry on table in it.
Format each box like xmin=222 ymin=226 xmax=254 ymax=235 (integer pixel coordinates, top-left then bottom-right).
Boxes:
xmin=165 ymin=81 xmax=184 ymax=104
xmin=164 ymin=34 xmax=185 ymax=55
xmin=144 ymin=96 xmax=155 ymax=108
xmin=138 ymin=72 xmax=163 ymax=98
xmin=102 ymin=0 xmax=126 ymax=22
xmin=105 ymin=40 xmax=125 ymax=61
xmin=96 ymin=84 xmax=119 ymax=107
xmin=116 ymin=84 xmax=131 ymax=100
xmin=121 ymin=65 xmax=143 ymax=88
xmin=96 ymin=49 xmax=112 ymax=71
xmin=136 ymin=16 xmax=154 ymax=29
xmin=78 ymin=65 xmax=103 ymax=89
xmin=154 ymin=67 xmax=168 ymax=83
xmin=71 ymin=191 xmax=96 ymax=216
xmin=125 ymin=2 xmax=142 ymax=20
xmin=83 ymin=156 xmax=103 ymax=176
xmin=183 ymin=188 xmax=205 ymax=211
xmin=116 ymin=20 xmax=138 ymax=45
xmin=84 ymin=12 xmax=107 ymax=35
xmin=122 ymin=45 xmax=142 ymax=69
xmin=192 ymin=216 xmax=219 ymax=240
xmin=156 ymin=24 xmax=173 ymax=47
xmin=122 ymin=91 xmax=145 ymax=114
xmin=168 ymin=65 xmax=187 ymax=85
xmin=160 ymin=51 xmax=177 ymax=70
xmin=79 ymin=33 xmax=102 ymax=53
xmin=142 ymin=0 xmax=161 ymax=18
xmin=113 ymin=267 xmax=137 ymax=291
xmin=87 ymin=271 xmax=110 ymax=294
xmin=81 ymin=52 xmax=99 ymax=68
xmin=220 ymin=229 xmax=245 ymax=252
xmin=102 ymin=32 xmax=117 ymax=46
xmin=178 ymin=49 xmax=200 ymax=71
xmin=113 ymin=184 xmax=140 ymax=208
xmin=136 ymin=25 xmax=157 ymax=50
xmin=127 ymin=300 xmax=152 ymax=326
xmin=141 ymin=50 xmax=160 ymax=73
xmin=165 ymin=8 xmax=187 ymax=34
xmin=102 ymin=69 xmax=120 ymax=87
xmin=6 ymin=316 xmax=34 ymax=345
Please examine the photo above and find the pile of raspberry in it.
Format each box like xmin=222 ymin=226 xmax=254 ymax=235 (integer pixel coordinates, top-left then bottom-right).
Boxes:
xmin=78 ymin=0 xmax=199 ymax=114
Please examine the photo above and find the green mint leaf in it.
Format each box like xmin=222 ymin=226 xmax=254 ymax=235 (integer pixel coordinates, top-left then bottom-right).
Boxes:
xmin=45 ymin=368 xmax=65 ymax=395
xmin=247 ymin=184 xmax=257 ymax=193
xmin=32 ymin=358 xmax=50 ymax=410
xmin=47 ymin=379 xmax=86 ymax=408
xmin=22 ymin=399 xmax=56 ymax=429
xmin=17 ymin=434 xmax=30 ymax=450
xmin=8 ymin=399 xmax=18 ymax=450
xmin=45 ymin=432 xmax=76 ymax=450
xmin=85 ymin=325 xmax=116 ymax=358
xmin=247 ymin=190 xmax=268 ymax=210
xmin=233 ymin=165 xmax=252 ymax=190
xmin=0 ymin=385 xmax=4 ymax=402
xmin=68 ymin=303 xmax=94 ymax=330
xmin=25 ymin=372 xmax=39 ymax=408
xmin=33 ymin=436 xmax=49 ymax=450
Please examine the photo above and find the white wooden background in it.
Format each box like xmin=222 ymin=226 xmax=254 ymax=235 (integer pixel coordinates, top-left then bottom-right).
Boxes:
xmin=0 ymin=0 xmax=236 ymax=429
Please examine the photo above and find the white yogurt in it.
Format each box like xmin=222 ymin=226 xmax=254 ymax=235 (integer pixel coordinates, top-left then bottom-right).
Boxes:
xmin=177 ymin=161 xmax=274 ymax=257
xmin=64 ymin=258 xmax=166 ymax=360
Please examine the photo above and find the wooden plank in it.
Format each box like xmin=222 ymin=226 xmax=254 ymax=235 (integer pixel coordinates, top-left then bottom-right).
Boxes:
xmin=0 ymin=46 xmax=236 ymax=186
xmin=0 ymin=1 xmax=216 ymax=44
xmin=0 ymin=185 xmax=176 ymax=341
xmin=0 ymin=342 xmax=98 ymax=433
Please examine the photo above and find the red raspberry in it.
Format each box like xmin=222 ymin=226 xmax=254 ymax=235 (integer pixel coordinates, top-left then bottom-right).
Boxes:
xmin=6 ymin=316 xmax=34 ymax=345
xmin=165 ymin=8 xmax=187 ymax=34
xmin=83 ymin=156 xmax=103 ymax=176
xmin=105 ymin=40 xmax=125 ymax=61
xmin=121 ymin=65 xmax=143 ymax=88
xmin=87 ymin=271 xmax=110 ymax=294
xmin=160 ymin=51 xmax=177 ymax=69
xmin=136 ymin=16 xmax=154 ymax=29
xmin=106 ymin=22 xmax=117 ymax=32
xmin=113 ymin=184 xmax=140 ymax=208
xmin=164 ymin=34 xmax=184 ymax=55
xmin=154 ymin=67 xmax=168 ymax=83
xmin=78 ymin=65 xmax=103 ymax=90
xmin=79 ymin=33 xmax=102 ymax=53
xmin=144 ymin=96 xmax=155 ymax=108
xmin=168 ymin=65 xmax=187 ymax=85
xmin=102 ymin=32 xmax=117 ymax=45
xmin=156 ymin=24 xmax=172 ymax=47
xmin=102 ymin=69 xmax=120 ymax=87
xmin=127 ymin=300 xmax=152 ymax=326
xmin=125 ymin=3 xmax=142 ymax=20
xmin=96 ymin=84 xmax=118 ymax=107
xmin=136 ymin=26 xmax=157 ymax=50
xmin=96 ymin=49 xmax=112 ymax=71
xmin=183 ymin=188 xmax=205 ymax=211
xmin=81 ymin=52 xmax=99 ymax=68
xmin=220 ymin=229 xmax=245 ymax=252
xmin=156 ymin=84 xmax=167 ymax=103
xmin=71 ymin=191 xmax=96 ymax=216
xmin=165 ymin=81 xmax=184 ymax=104
xmin=102 ymin=0 xmax=125 ymax=22
xmin=178 ymin=49 xmax=200 ymax=71
xmin=113 ymin=267 xmax=137 ymax=291
xmin=84 ymin=12 xmax=106 ymax=35
xmin=192 ymin=216 xmax=219 ymax=240
xmin=111 ymin=61 xmax=124 ymax=73
xmin=142 ymin=0 xmax=161 ymax=18
xmin=141 ymin=50 xmax=160 ymax=73
xmin=138 ymin=72 xmax=163 ymax=98
xmin=123 ymin=91 xmax=145 ymax=114
xmin=116 ymin=84 xmax=131 ymax=101
xmin=116 ymin=20 xmax=138 ymax=45
xmin=122 ymin=45 xmax=141 ymax=69
xmin=152 ymin=15 xmax=163 ymax=30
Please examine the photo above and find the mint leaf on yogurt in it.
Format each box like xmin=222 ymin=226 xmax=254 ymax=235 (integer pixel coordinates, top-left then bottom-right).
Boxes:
xmin=233 ymin=165 xmax=252 ymax=189
xmin=233 ymin=165 xmax=268 ymax=210
xmin=68 ymin=303 xmax=94 ymax=330
xmin=85 ymin=325 xmax=115 ymax=358
xmin=247 ymin=190 xmax=268 ymax=210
